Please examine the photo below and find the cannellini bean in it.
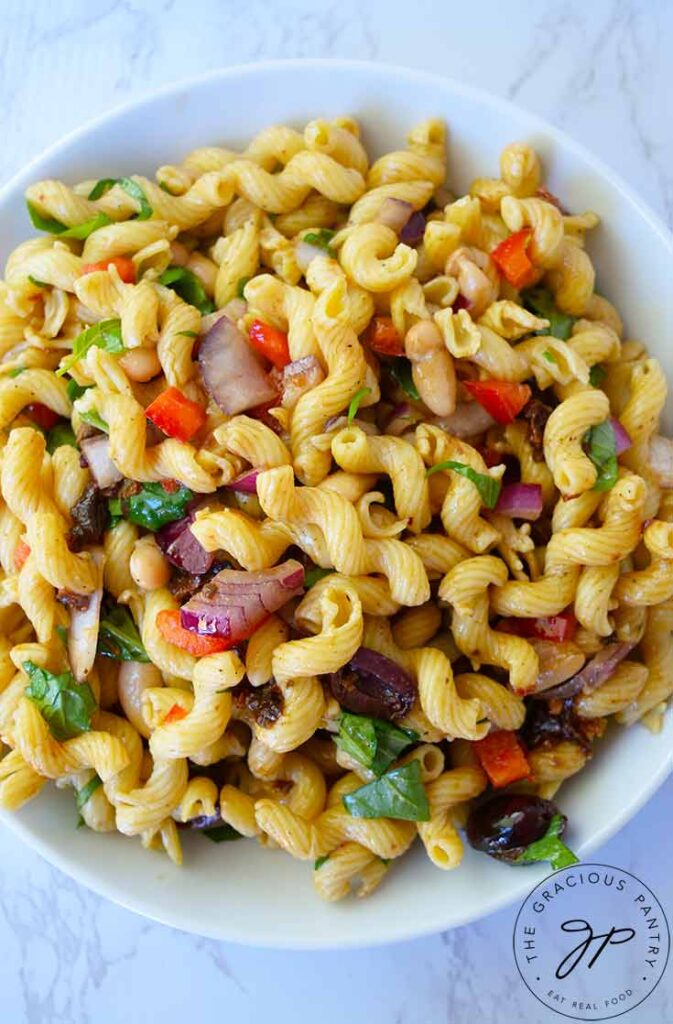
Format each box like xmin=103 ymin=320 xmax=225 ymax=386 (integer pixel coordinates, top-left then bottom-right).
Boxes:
xmin=119 ymin=346 xmax=162 ymax=382
xmin=118 ymin=660 xmax=163 ymax=738
xmin=647 ymin=435 xmax=673 ymax=487
xmin=446 ymin=246 xmax=499 ymax=318
xmin=129 ymin=535 xmax=170 ymax=591
xmin=169 ymin=240 xmax=191 ymax=266
xmin=404 ymin=319 xmax=456 ymax=418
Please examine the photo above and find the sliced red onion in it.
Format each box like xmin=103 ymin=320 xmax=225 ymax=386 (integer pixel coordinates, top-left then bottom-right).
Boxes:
xmin=647 ymin=435 xmax=673 ymax=486
xmin=384 ymin=403 xmax=421 ymax=437
xmin=282 ymin=356 xmax=325 ymax=410
xmin=198 ymin=316 xmax=277 ymax=415
xmin=453 ymin=294 xmax=471 ymax=312
xmin=79 ymin=435 xmax=122 ymax=489
xmin=610 ymin=418 xmax=632 ymax=455
xmin=156 ymin=512 xmax=214 ymax=575
xmin=180 ymin=559 xmax=305 ymax=638
xmin=432 ymin=401 xmax=496 ymax=438
xmin=68 ymin=548 xmax=104 ymax=682
xmin=399 ymin=210 xmax=426 ymax=246
xmin=329 ymin=647 xmax=416 ymax=721
xmin=228 ymin=469 xmax=260 ymax=494
xmin=296 ymin=240 xmax=329 ymax=272
xmin=495 ymin=483 xmax=543 ymax=521
xmin=533 ymin=641 xmax=636 ymax=701
xmin=376 ymin=198 xmax=414 ymax=234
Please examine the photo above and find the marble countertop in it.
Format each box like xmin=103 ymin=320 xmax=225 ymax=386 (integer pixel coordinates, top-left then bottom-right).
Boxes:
xmin=1 ymin=2 xmax=672 ymax=1021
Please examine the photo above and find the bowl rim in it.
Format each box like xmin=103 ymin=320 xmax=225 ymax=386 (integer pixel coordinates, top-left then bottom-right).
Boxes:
xmin=1 ymin=57 xmax=672 ymax=948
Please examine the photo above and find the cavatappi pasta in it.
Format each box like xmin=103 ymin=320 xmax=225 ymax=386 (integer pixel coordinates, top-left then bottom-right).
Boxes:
xmin=0 ymin=117 xmax=671 ymax=901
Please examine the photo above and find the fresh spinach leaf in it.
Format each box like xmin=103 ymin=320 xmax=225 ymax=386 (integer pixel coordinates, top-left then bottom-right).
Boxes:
xmin=585 ymin=420 xmax=618 ymax=492
xmin=388 ymin=358 xmax=420 ymax=401
xmin=425 ymin=459 xmax=501 ymax=508
xmin=302 ymin=229 xmax=336 ymax=257
xmin=515 ymin=813 xmax=579 ymax=870
xmin=98 ymin=604 xmax=149 ymax=662
xmin=46 ymin=422 xmax=77 ymax=453
xmin=203 ymin=824 xmax=243 ymax=843
xmin=304 ymin=566 xmax=334 ymax=589
xmin=342 ymin=760 xmax=430 ymax=821
xmin=122 ymin=481 xmax=193 ymax=531
xmin=88 ymin=177 xmax=152 ymax=220
xmin=336 ymin=713 xmax=418 ymax=777
xmin=23 ymin=661 xmax=96 ymax=741
xmin=75 ymin=774 xmax=102 ymax=812
xmin=522 ymin=286 xmax=576 ymax=341
xmin=158 ymin=266 xmax=215 ymax=314
xmin=57 ymin=319 xmax=124 ymax=376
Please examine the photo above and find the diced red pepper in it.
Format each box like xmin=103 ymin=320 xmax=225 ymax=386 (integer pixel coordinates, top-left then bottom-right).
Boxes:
xmin=474 ymin=730 xmax=531 ymax=788
xmin=24 ymin=403 xmax=61 ymax=431
xmin=497 ymin=611 xmax=577 ymax=643
xmin=81 ymin=256 xmax=136 ymax=284
xmin=248 ymin=320 xmax=291 ymax=369
xmin=163 ymin=702 xmax=188 ymax=724
xmin=463 ymin=379 xmax=531 ymax=425
xmin=13 ymin=539 xmax=31 ymax=571
xmin=362 ymin=316 xmax=405 ymax=357
xmin=145 ymin=387 xmax=207 ymax=442
xmin=491 ymin=228 xmax=537 ymax=289
xmin=156 ymin=609 xmax=235 ymax=656
xmin=160 ymin=478 xmax=180 ymax=494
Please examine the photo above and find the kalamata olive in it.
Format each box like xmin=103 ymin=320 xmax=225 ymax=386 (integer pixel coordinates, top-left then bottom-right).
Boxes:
xmin=328 ymin=647 xmax=416 ymax=721
xmin=466 ymin=794 xmax=564 ymax=862
xmin=520 ymin=699 xmax=588 ymax=751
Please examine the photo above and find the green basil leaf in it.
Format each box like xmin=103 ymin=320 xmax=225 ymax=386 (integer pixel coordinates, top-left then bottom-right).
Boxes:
xmin=522 ymin=286 xmax=576 ymax=341
xmin=314 ymin=854 xmax=330 ymax=870
xmin=336 ymin=712 xmax=418 ymax=777
xmin=26 ymin=201 xmax=111 ymax=238
xmin=589 ymin=364 xmax=606 ymax=387
xmin=28 ymin=275 xmax=49 ymax=288
xmin=23 ymin=660 xmax=96 ymax=741
xmin=237 ymin=276 xmax=251 ymax=298
xmin=57 ymin=319 xmax=124 ymax=376
xmin=59 ymin=213 xmax=113 ymax=239
xmin=123 ymin=481 xmax=193 ymax=531
xmin=8 ymin=366 xmax=27 ymax=378
xmin=98 ymin=604 xmax=149 ymax=662
xmin=158 ymin=266 xmax=215 ymax=314
xmin=176 ymin=330 xmax=198 ymax=338
xmin=87 ymin=177 xmax=152 ymax=220
xmin=515 ymin=812 xmax=579 ymax=870
xmin=347 ymin=386 xmax=372 ymax=425
xmin=542 ymin=349 xmax=557 ymax=364
xmin=304 ymin=566 xmax=334 ymax=589
xmin=66 ymin=379 xmax=92 ymax=402
xmin=26 ymin=201 xmax=67 ymax=233
xmin=425 ymin=459 xmax=501 ymax=508
xmin=46 ymin=422 xmax=77 ymax=453
xmin=388 ymin=358 xmax=420 ymax=401
xmin=585 ymin=419 xmax=618 ymax=492
xmin=108 ymin=498 xmax=122 ymax=518
xmin=87 ymin=178 xmax=118 ymax=201
xmin=342 ymin=760 xmax=430 ymax=821
xmin=204 ymin=824 xmax=243 ymax=843
xmin=79 ymin=410 xmax=109 ymax=433
xmin=75 ymin=773 xmax=103 ymax=811
xmin=303 ymin=229 xmax=336 ymax=257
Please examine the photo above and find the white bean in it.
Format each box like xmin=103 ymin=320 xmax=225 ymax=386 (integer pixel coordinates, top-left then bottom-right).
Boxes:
xmin=129 ymin=536 xmax=170 ymax=591
xmin=118 ymin=660 xmax=163 ymax=739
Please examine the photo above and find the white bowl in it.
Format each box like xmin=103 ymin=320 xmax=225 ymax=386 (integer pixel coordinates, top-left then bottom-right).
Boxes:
xmin=1 ymin=59 xmax=672 ymax=949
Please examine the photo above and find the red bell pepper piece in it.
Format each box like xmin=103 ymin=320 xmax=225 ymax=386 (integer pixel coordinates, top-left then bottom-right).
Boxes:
xmin=156 ymin=609 xmax=235 ymax=656
xmin=81 ymin=256 xmax=136 ymax=284
xmin=463 ymin=379 xmax=531 ymax=424
xmin=491 ymin=227 xmax=536 ymax=289
xmin=497 ymin=611 xmax=577 ymax=643
xmin=362 ymin=316 xmax=405 ymax=357
xmin=474 ymin=730 xmax=531 ymax=788
xmin=248 ymin=319 xmax=291 ymax=369
xmin=13 ymin=539 xmax=31 ymax=571
xmin=163 ymin=702 xmax=188 ymax=724
xmin=24 ymin=403 xmax=61 ymax=431
xmin=145 ymin=387 xmax=207 ymax=442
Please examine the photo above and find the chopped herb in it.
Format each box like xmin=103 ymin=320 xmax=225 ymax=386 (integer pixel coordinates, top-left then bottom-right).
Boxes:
xmin=236 ymin=276 xmax=250 ymax=298
xmin=108 ymin=498 xmax=122 ymax=518
xmin=28 ymin=275 xmax=49 ymax=288
xmin=303 ymin=229 xmax=336 ymax=257
xmin=425 ymin=460 xmax=501 ymax=509
xmin=304 ymin=566 xmax=334 ymax=589
xmin=8 ymin=367 xmax=27 ymax=378
xmin=542 ymin=349 xmax=557 ymax=364
xmin=203 ymin=824 xmax=243 ymax=843
xmin=98 ymin=603 xmax=149 ymax=662
xmin=75 ymin=774 xmax=102 ymax=812
xmin=158 ymin=266 xmax=215 ymax=314
xmin=122 ymin=481 xmax=193 ymax=531
xmin=79 ymin=410 xmax=109 ymax=433
xmin=57 ymin=319 xmax=123 ymax=376
xmin=88 ymin=177 xmax=152 ymax=220
xmin=515 ymin=812 xmax=579 ymax=870
xmin=46 ymin=422 xmax=77 ymax=453
xmin=176 ymin=330 xmax=198 ymax=338
xmin=347 ymin=386 xmax=372 ymax=425
xmin=522 ymin=286 xmax=576 ymax=341
xmin=55 ymin=625 xmax=68 ymax=647
xmin=589 ymin=364 xmax=606 ymax=387
xmin=26 ymin=201 xmax=111 ymax=238
xmin=585 ymin=419 xmax=618 ymax=492
xmin=66 ymin=379 xmax=92 ymax=402
xmin=314 ymin=854 xmax=330 ymax=870
xmin=388 ymin=358 xmax=420 ymax=401
xmin=335 ymin=712 xmax=418 ymax=777
xmin=343 ymin=760 xmax=430 ymax=821
xmin=158 ymin=181 xmax=172 ymax=193
xmin=23 ymin=660 xmax=96 ymax=741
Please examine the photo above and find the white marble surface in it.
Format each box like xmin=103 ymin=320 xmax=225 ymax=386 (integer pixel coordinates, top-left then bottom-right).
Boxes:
xmin=1 ymin=1 xmax=673 ymax=1021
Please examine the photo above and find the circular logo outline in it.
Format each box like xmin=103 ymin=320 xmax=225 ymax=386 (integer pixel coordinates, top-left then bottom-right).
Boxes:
xmin=512 ymin=862 xmax=670 ymax=1021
